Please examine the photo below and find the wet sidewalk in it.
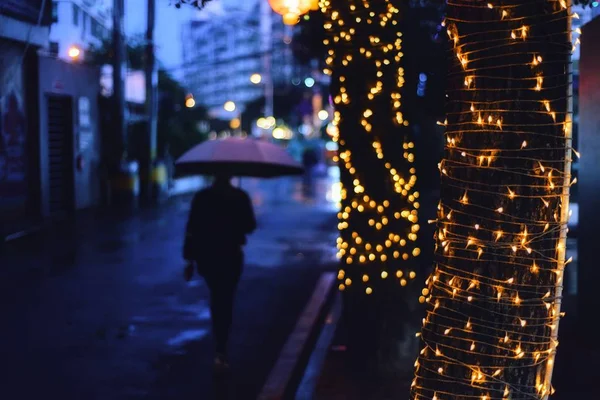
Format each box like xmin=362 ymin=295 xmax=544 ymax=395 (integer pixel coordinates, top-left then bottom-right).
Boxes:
xmin=0 ymin=174 xmax=339 ymax=400
xmin=307 ymin=239 xmax=589 ymax=400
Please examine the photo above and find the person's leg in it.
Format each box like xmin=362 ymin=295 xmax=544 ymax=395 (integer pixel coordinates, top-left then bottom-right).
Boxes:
xmin=212 ymin=280 xmax=236 ymax=355
xmin=208 ymin=252 xmax=243 ymax=357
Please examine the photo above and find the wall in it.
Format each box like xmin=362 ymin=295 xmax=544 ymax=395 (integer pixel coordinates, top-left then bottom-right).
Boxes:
xmin=0 ymin=0 xmax=51 ymax=46
xmin=0 ymin=41 xmax=29 ymax=226
xmin=37 ymin=56 xmax=101 ymax=217
xmin=572 ymin=5 xmax=600 ymax=62
xmin=578 ymin=17 xmax=600 ymax=322
xmin=49 ymin=0 xmax=111 ymax=61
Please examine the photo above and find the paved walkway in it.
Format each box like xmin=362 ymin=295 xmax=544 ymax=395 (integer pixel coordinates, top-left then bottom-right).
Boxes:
xmin=0 ymin=174 xmax=338 ymax=400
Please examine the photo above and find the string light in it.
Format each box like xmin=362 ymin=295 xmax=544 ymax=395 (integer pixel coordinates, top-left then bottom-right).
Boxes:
xmin=412 ymin=0 xmax=573 ymax=398
xmin=322 ymin=0 xmax=420 ymax=295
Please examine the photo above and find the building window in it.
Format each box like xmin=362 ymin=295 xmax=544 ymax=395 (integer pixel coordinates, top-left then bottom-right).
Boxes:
xmin=51 ymin=2 xmax=58 ymax=23
xmin=73 ymin=4 xmax=79 ymax=26
xmin=91 ymin=18 xmax=103 ymax=39
xmin=82 ymin=12 xmax=87 ymax=35
xmin=49 ymin=42 xmax=59 ymax=55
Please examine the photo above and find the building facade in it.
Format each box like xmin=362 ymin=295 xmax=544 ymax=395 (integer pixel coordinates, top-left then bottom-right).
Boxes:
xmin=49 ymin=0 xmax=112 ymax=60
xmin=181 ymin=0 xmax=298 ymax=115
xmin=1 ymin=0 xmax=104 ymax=240
xmin=0 ymin=0 xmax=52 ymax=237
xmin=37 ymin=57 xmax=103 ymax=218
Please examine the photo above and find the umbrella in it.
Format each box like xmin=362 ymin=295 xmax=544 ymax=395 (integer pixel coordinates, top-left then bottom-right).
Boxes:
xmin=175 ymin=137 xmax=304 ymax=178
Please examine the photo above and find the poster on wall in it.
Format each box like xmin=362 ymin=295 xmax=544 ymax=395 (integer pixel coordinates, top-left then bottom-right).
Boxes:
xmin=0 ymin=43 xmax=28 ymax=215
xmin=78 ymin=96 xmax=93 ymax=152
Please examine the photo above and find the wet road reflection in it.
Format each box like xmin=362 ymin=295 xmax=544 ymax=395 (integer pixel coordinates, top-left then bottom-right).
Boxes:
xmin=0 ymin=171 xmax=340 ymax=400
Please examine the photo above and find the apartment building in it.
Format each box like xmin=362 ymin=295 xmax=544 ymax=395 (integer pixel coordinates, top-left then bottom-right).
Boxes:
xmin=49 ymin=0 xmax=112 ymax=60
xmin=181 ymin=0 xmax=297 ymax=114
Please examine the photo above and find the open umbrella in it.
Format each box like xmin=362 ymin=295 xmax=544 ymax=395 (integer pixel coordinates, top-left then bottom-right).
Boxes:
xmin=175 ymin=137 xmax=304 ymax=178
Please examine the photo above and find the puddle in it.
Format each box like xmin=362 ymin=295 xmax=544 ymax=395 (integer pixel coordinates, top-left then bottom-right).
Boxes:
xmin=166 ymin=329 xmax=209 ymax=347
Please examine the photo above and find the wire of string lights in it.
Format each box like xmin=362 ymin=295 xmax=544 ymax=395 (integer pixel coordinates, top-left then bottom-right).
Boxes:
xmin=410 ymin=0 xmax=576 ymax=399
xmin=320 ymin=0 xmax=421 ymax=295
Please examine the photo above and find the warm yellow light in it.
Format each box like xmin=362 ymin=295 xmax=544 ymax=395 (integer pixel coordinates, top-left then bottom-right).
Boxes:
xmin=250 ymin=73 xmax=262 ymax=84
xmin=272 ymin=127 xmax=292 ymax=140
xmin=229 ymin=118 xmax=241 ymax=130
xmin=185 ymin=97 xmax=195 ymax=108
xmin=412 ymin=1 xmax=572 ymax=398
xmin=318 ymin=110 xmax=329 ymax=121
xmin=224 ymin=101 xmax=236 ymax=112
xmin=283 ymin=12 xmax=300 ymax=25
xmin=67 ymin=45 xmax=81 ymax=60
xmin=265 ymin=116 xmax=276 ymax=128
xmin=268 ymin=0 xmax=312 ymax=25
xmin=327 ymin=0 xmax=419 ymax=299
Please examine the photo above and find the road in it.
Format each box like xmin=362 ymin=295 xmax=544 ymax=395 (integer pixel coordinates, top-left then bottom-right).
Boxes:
xmin=0 ymin=172 xmax=339 ymax=400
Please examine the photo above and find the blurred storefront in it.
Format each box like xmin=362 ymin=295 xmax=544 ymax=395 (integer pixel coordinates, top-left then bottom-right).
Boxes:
xmin=0 ymin=0 xmax=52 ymax=239
xmin=37 ymin=56 xmax=102 ymax=219
xmin=0 ymin=44 xmax=29 ymax=220
xmin=1 ymin=1 xmax=103 ymax=240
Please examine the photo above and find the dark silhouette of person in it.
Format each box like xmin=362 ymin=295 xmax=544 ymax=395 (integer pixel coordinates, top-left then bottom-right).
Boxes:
xmin=301 ymin=146 xmax=318 ymax=199
xmin=183 ymin=173 xmax=256 ymax=369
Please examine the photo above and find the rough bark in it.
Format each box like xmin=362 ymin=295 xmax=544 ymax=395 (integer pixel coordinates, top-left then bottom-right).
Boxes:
xmin=412 ymin=1 xmax=572 ymax=399
xmin=322 ymin=0 xmax=422 ymax=372
xmin=324 ymin=0 xmax=420 ymax=294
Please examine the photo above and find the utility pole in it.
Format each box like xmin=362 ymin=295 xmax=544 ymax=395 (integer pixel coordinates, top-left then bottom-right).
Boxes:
xmin=112 ymin=0 xmax=126 ymax=167
xmin=260 ymin=0 xmax=274 ymax=121
xmin=145 ymin=0 xmax=158 ymax=200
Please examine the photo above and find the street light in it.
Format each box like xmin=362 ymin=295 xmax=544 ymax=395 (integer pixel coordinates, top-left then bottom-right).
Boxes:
xmin=67 ymin=45 xmax=82 ymax=61
xmin=230 ymin=118 xmax=241 ymax=130
xmin=185 ymin=94 xmax=195 ymax=108
xmin=224 ymin=101 xmax=236 ymax=112
xmin=256 ymin=116 xmax=276 ymax=130
xmin=267 ymin=0 xmax=312 ymax=25
xmin=318 ymin=110 xmax=329 ymax=121
xmin=250 ymin=73 xmax=262 ymax=85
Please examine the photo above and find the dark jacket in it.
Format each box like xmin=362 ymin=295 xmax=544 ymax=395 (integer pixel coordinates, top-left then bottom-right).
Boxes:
xmin=183 ymin=183 xmax=256 ymax=261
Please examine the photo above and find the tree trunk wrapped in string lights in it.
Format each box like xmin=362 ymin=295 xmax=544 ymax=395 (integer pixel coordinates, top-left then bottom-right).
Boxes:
xmin=411 ymin=1 xmax=574 ymax=399
xmin=321 ymin=0 xmax=421 ymax=297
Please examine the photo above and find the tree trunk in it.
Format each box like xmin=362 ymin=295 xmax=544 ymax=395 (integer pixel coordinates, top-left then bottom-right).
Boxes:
xmin=412 ymin=1 xmax=572 ymax=399
xmin=322 ymin=0 xmax=422 ymax=371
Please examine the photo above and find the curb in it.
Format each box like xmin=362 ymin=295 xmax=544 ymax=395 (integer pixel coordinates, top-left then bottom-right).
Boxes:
xmin=258 ymin=272 xmax=337 ymax=400
xmin=295 ymin=291 xmax=343 ymax=399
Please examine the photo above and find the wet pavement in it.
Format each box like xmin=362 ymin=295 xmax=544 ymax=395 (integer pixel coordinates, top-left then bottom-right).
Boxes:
xmin=310 ymin=240 xmax=584 ymax=400
xmin=0 ymin=172 xmax=339 ymax=400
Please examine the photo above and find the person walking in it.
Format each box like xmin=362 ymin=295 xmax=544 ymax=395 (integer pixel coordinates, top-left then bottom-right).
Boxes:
xmin=301 ymin=146 xmax=319 ymax=199
xmin=183 ymin=173 xmax=256 ymax=369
